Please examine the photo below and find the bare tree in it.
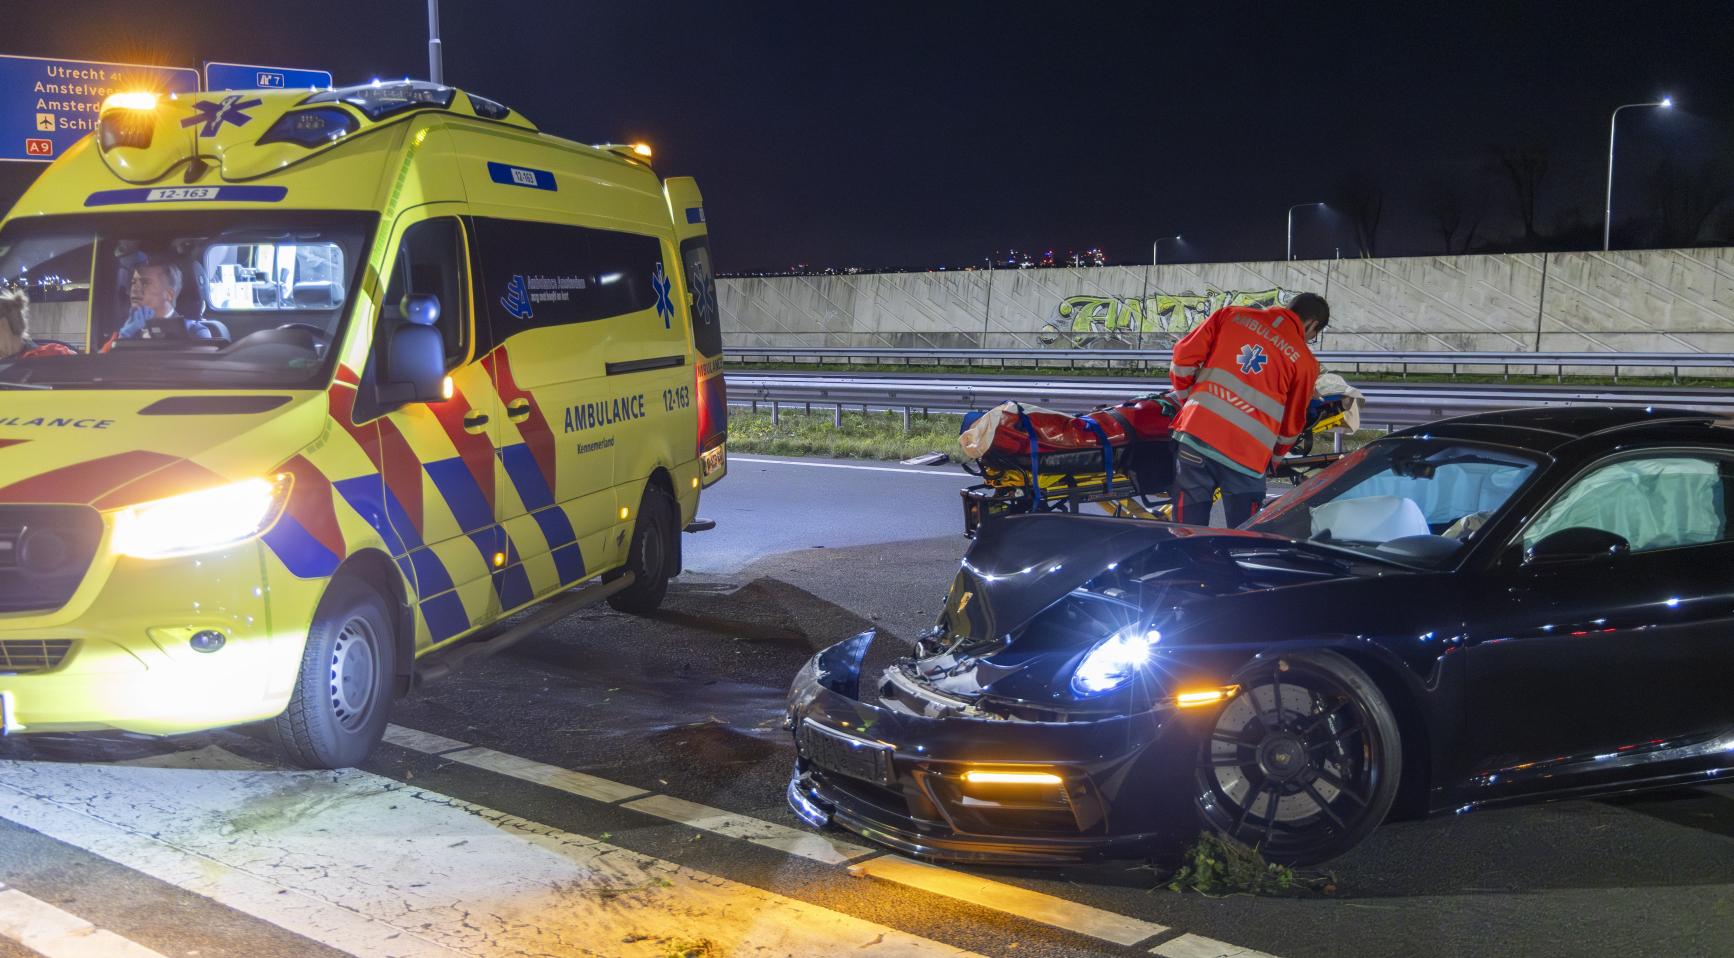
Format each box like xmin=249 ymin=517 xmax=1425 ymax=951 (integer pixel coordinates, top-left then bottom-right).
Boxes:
xmin=1646 ymin=157 xmax=1731 ymax=247
xmin=1426 ymin=185 xmax=1464 ymax=254
xmin=1337 ymin=172 xmax=1385 ymax=258
xmin=1494 ymin=144 xmax=1549 ymax=242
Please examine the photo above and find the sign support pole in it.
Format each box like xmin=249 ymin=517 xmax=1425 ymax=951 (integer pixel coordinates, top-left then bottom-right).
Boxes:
xmin=428 ymin=0 xmax=444 ymax=84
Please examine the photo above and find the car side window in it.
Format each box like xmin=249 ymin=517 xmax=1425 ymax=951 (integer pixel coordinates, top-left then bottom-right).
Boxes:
xmin=381 ymin=217 xmax=469 ymax=367
xmin=1523 ymin=454 xmax=1731 ymax=554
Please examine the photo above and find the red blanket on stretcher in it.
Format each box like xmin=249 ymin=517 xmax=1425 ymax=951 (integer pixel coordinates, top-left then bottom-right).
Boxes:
xmin=961 ymin=398 xmax=1175 ymax=459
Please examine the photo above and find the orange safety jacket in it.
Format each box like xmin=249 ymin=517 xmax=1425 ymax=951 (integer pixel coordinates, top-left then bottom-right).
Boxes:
xmin=1168 ymin=305 xmax=1319 ymax=476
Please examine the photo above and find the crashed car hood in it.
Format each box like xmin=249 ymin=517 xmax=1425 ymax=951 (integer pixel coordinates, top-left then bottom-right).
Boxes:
xmin=952 ymin=513 xmax=1289 ymax=642
xmin=908 ymin=513 xmax=1402 ymax=711
xmin=0 ymin=389 xmax=326 ymax=509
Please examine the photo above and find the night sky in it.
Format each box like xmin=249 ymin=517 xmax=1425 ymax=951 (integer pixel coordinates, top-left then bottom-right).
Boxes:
xmin=4 ymin=1 xmax=1733 ymax=271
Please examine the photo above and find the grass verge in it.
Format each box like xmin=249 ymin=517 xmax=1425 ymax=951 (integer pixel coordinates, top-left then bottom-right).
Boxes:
xmin=727 ymin=408 xmax=966 ymax=461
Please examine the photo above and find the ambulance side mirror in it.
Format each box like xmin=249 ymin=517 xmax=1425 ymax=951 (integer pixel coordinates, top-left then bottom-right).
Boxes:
xmin=378 ymin=294 xmax=447 ymax=406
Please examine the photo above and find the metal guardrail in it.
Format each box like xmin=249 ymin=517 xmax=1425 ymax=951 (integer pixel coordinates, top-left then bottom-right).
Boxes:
xmin=723 ymin=370 xmax=1734 ymax=431
xmin=726 ymin=346 xmax=1734 ymax=383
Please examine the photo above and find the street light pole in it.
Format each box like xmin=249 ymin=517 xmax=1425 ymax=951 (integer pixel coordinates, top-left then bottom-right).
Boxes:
xmin=1603 ymin=97 xmax=1672 ymax=251
xmin=427 ymin=0 xmax=444 ymax=84
xmin=1152 ymin=234 xmax=1182 ymax=266
xmin=1287 ymin=203 xmax=1325 ymax=261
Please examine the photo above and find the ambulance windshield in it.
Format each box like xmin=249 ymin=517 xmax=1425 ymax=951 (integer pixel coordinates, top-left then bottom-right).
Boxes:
xmin=0 ymin=210 xmax=375 ymax=390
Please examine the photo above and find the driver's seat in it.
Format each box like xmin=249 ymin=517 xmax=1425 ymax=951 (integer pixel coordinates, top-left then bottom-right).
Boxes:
xmin=174 ymin=258 xmax=230 ymax=340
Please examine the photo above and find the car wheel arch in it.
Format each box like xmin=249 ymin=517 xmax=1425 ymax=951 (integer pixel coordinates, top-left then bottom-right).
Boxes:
xmin=1322 ymin=643 xmax=1435 ymax=822
xmin=326 ymin=549 xmax=415 ymax=697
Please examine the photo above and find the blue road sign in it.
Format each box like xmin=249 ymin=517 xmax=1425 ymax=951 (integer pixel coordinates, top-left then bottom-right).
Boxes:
xmin=204 ymin=62 xmax=332 ymax=93
xmin=0 ymin=54 xmax=199 ymax=163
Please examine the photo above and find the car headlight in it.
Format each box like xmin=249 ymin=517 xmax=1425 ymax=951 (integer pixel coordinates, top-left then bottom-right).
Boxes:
xmin=112 ymin=475 xmax=292 ymax=559
xmin=1071 ymin=625 xmax=1161 ymax=696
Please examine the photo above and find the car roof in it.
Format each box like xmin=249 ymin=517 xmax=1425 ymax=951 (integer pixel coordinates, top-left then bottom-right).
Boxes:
xmin=1392 ymin=405 xmax=1726 ymax=453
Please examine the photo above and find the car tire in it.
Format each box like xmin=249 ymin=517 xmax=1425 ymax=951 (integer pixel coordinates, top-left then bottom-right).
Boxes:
xmin=607 ymin=484 xmax=677 ymax=614
xmin=1192 ymin=649 xmax=1402 ymax=865
xmin=273 ymin=578 xmax=396 ymax=769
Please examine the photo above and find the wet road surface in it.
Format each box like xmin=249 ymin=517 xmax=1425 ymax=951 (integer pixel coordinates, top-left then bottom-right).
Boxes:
xmin=2 ymin=454 xmax=1731 ymax=958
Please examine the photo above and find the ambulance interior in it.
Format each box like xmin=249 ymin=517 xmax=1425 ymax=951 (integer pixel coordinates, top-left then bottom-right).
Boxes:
xmin=0 ymin=210 xmax=370 ymax=389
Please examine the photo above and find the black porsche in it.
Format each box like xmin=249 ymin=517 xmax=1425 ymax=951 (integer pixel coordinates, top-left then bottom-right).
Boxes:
xmin=786 ymin=406 xmax=1734 ymax=864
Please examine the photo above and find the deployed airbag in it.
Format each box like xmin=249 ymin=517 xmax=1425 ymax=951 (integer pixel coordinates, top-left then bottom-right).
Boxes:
xmin=1310 ymin=495 xmax=1430 ymax=543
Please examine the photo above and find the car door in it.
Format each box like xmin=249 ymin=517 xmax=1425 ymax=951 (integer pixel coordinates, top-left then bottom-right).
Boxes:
xmin=368 ymin=212 xmax=504 ymax=648
xmin=1461 ymin=448 xmax=1734 ymax=797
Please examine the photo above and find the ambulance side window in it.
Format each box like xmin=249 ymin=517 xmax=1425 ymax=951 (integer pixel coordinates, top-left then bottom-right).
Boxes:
xmin=679 ymin=237 xmax=722 ymax=357
xmin=381 ymin=218 xmax=469 ymax=367
xmin=468 ymin=216 xmax=662 ymax=354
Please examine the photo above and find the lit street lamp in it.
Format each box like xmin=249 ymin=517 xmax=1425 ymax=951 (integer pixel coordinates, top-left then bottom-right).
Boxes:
xmin=1287 ymin=203 xmax=1325 ymax=261
xmin=1152 ymin=234 xmax=1182 ymax=266
xmin=1603 ymin=97 xmax=1673 ymax=251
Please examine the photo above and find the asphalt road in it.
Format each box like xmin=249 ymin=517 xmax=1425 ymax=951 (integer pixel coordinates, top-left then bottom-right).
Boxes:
xmin=2 ymin=454 xmax=1731 ymax=958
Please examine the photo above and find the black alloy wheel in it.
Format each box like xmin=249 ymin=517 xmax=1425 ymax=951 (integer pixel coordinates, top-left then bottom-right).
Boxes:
xmin=1193 ymin=649 xmax=1401 ymax=865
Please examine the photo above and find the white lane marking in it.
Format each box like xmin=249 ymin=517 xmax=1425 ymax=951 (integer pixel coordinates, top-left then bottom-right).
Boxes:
xmin=732 ymin=456 xmax=969 ymax=478
xmin=438 ymin=745 xmax=650 ymax=803
xmin=1151 ymin=932 xmax=1285 ymax=958
xmin=849 ymin=855 xmax=1167 ymax=947
xmin=0 ymin=885 xmax=170 ymax=958
xmin=390 ymin=727 xmax=1197 ymax=948
xmin=0 ymin=757 xmax=982 ymax=958
xmin=383 ymin=724 xmax=472 ymax=755
xmin=621 ymin=792 xmax=876 ymax=865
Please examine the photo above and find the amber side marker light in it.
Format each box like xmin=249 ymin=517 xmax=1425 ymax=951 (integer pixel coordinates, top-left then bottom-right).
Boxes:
xmin=1175 ymin=686 xmax=1239 ymax=709
xmin=441 ymin=375 xmax=454 ymax=400
xmin=962 ymin=770 xmax=1063 ymax=786
xmin=631 ymin=142 xmax=653 ymax=158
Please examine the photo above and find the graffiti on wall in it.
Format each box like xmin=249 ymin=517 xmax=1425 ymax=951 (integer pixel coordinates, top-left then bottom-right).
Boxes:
xmin=1040 ymin=287 xmax=1290 ymax=347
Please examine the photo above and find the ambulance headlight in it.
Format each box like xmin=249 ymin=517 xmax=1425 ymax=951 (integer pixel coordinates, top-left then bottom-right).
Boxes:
xmin=113 ymin=475 xmax=292 ymax=559
xmin=1071 ymin=625 xmax=1161 ymax=696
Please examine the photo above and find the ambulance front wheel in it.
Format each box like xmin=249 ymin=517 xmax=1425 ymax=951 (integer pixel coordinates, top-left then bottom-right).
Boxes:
xmin=607 ymin=485 xmax=677 ymax=614
xmin=274 ymin=578 xmax=397 ymax=769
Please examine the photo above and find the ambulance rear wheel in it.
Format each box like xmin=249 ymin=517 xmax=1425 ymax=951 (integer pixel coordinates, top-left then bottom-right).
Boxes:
xmin=608 ymin=485 xmax=677 ymax=614
xmin=274 ymin=578 xmax=396 ymax=769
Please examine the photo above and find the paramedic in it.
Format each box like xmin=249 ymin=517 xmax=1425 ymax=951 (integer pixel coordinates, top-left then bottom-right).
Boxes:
xmin=1167 ymin=292 xmax=1328 ymax=527
xmin=118 ymin=263 xmax=209 ymax=339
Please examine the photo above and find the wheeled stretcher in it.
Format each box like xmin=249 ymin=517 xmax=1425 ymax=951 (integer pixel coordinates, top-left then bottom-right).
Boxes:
xmin=957 ymin=389 xmax=1357 ymax=536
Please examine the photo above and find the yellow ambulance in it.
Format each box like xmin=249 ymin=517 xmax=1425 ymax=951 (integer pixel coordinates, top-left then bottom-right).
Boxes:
xmin=0 ymin=81 xmax=728 ymax=766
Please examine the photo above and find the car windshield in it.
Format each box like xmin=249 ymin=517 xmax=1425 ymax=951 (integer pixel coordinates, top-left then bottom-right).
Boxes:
xmin=0 ymin=210 xmax=375 ymax=390
xmin=1245 ymin=437 xmax=1545 ymax=567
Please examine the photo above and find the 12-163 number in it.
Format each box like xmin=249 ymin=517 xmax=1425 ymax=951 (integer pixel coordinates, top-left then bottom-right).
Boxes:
xmin=661 ymin=385 xmax=691 ymax=412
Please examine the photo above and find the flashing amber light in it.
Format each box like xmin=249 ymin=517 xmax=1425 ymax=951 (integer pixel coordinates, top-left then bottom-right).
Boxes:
xmin=961 ymin=769 xmax=1063 ymax=786
xmin=631 ymin=142 xmax=653 ymax=158
xmin=104 ymin=91 xmax=160 ymax=112
xmin=1175 ymin=686 xmax=1238 ymax=709
xmin=619 ymin=506 xmax=631 ymax=520
xmin=691 ymin=477 xmax=699 ymax=489
xmin=440 ymin=375 xmax=454 ymax=400
xmin=492 ymin=551 xmax=506 ymax=568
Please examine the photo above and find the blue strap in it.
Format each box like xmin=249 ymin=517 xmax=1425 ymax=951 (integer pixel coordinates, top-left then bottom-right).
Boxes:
xmin=1014 ymin=406 xmax=1043 ymax=509
xmin=1077 ymin=417 xmax=1113 ymax=497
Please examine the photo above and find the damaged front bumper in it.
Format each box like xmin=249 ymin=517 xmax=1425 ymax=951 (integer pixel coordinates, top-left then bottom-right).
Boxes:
xmin=785 ymin=629 xmax=1196 ymax=864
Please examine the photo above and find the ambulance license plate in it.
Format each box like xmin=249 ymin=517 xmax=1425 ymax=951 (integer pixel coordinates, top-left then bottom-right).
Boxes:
xmin=701 ymin=442 xmax=726 ymax=479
